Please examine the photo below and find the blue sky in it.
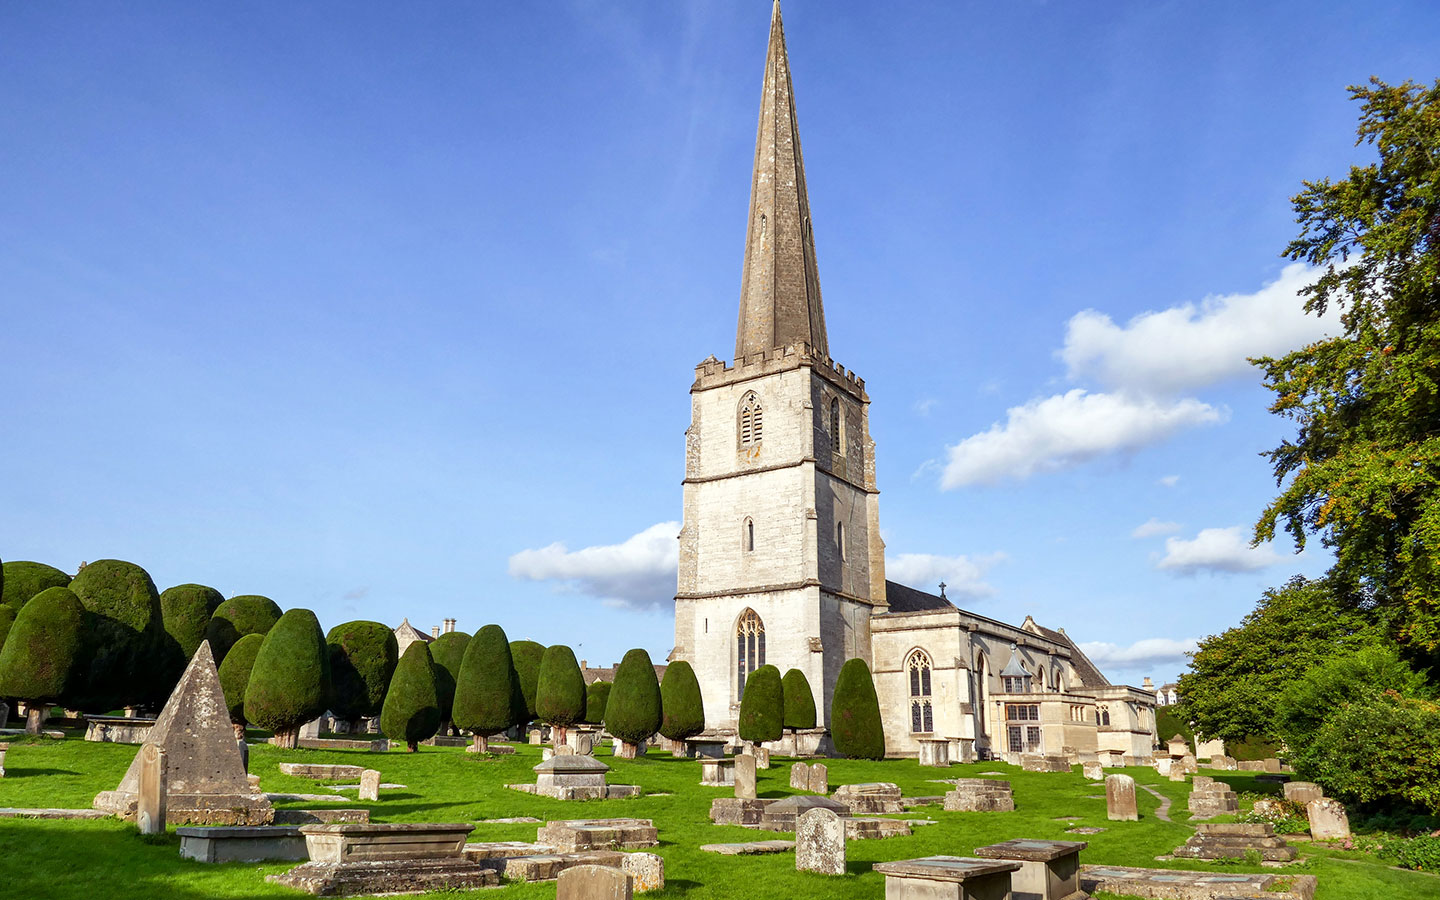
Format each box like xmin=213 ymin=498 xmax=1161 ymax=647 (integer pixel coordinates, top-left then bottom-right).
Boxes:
xmin=3 ymin=2 xmax=1437 ymax=687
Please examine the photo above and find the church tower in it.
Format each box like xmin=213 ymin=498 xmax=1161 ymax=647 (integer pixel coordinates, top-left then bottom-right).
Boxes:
xmin=673 ymin=1 xmax=886 ymax=730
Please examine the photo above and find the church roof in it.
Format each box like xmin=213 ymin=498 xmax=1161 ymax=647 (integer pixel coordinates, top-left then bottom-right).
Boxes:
xmin=1027 ymin=621 xmax=1110 ymax=688
xmin=393 ymin=618 xmax=433 ymax=643
xmin=883 ymin=580 xmax=957 ymax=613
xmin=1000 ymin=652 xmax=1030 ymax=679
xmin=735 ymin=0 xmax=828 ymax=361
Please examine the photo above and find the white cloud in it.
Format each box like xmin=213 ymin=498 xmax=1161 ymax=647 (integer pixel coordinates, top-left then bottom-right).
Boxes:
xmin=1157 ymin=525 xmax=1281 ymax=574
xmin=1061 ymin=263 xmax=1339 ymax=394
xmin=1131 ymin=517 xmax=1181 ymax=539
xmin=886 ymin=552 xmax=1007 ymax=599
xmin=1158 ymin=474 xmax=1181 ymax=487
xmin=509 ymin=521 xmax=679 ymax=610
xmin=940 ymin=389 xmax=1226 ymax=487
xmin=1078 ymin=637 xmax=1199 ymax=670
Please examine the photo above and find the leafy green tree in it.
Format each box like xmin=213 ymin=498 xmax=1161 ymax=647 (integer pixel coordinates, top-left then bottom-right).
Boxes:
xmin=831 ymin=657 xmax=885 ymax=760
xmin=218 ymin=633 xmax=265 ymax=737
xmin=781 ymin=668 xmax=817 ymax=730
xmin=536 ymin=644 xmax=586 ymax=744
xmin=585 ymin=680 xmax=612 ymax=725
xmin=509 ymin=639 xmax=545 ymax=723
xmin=430 ymin=630 xmax=470 ymax=736
xmin=158 ymin=584 xmax=225 ymax=687
xmin=326 ymin=621 xmax=399 ymax=732
xmin=207 ymin=595 xmax=282 ymax=665
xmin=0 ymin=587 xmax=86 ymax=733
xmin=1 ymin=561 xmax=71 ymax=611
xmin=1175 ymin=576 xmax=1380 ymax=743
xmin=659 ymin=660 xmax=705 ymax=743
xmin=1302 ymin=691 xmax=1440 ymax=812
xmin=244 ymin=608 xmax=331 ymax=748
xmin=67 ymin=559 xmax=165 ymax=710
xmin=1255 ymin=78 xmax=1440 ymax=660
xmin=381 ymin=641 xmax=442 ymax=752
xmin=605 ymin=648 xmax=662 ymax=757
xmin=738 ymin=664 xmax=784 ymax=745
xmin=452 ymin=624 xmax=519 ymax=753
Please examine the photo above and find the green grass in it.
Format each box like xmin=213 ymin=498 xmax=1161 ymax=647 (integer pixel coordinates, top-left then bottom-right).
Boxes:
xmin=0 ymin=737 xmax=1428 ymax=899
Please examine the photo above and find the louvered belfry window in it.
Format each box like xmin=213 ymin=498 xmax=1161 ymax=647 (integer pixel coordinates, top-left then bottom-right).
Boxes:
xmin=739 ymin=392 xmax=763 ymax=446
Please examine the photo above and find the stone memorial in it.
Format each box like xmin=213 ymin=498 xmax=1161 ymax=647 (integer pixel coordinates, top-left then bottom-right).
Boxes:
xmin=622 ymin=852 xmax=665 ymax=892
xmin=844 ymin=817 xmax=911 ymax=841
xmin=744 ymin=746 xmax=770 ymax=769
xmin=1210 ymin=754 xmax=1237 ymax=770
xmin=536 ymin=819 xmax=659 ymax=852
xmin=1082 ymin=761 xmax=1104 ymax=781
xmin=279 ymin=763 xmax=366 ymax=780
xmin=918 ymin=738 xmax=951 ymax=767
xmin=1166 ymin=734 xmax=1189 ymax=758
xmin=268 ymin=823 xmax=497 ymax=895
xmin=93 ymin=641 xmax=273 ymax=826
xmin=513 ymin=755 xmax=640 ymax=801
xmin=1175 ymin=755 xmax=1198 ymax=775
xmin=734 ymin=753 xmax=757 ymax=800
xmin=699 ymin=839 xmax=794 ymax=855
xmin=0 ymin=742 xmax=7 ymax=778
xmin=873 ymin=856 xmax=1021 ymax=900
xmin=708 ymin=797 xmax=773 ymax=826
xmin=179 ymin=825 xmax=309 ymax=863
xmin=557 ymin=864 xmax=632 ymax=900
xmin=83 ymin=715 xmax=157 ymax=744
xmin=685 ymin=737 xmax=727 ymax=759
xmin=1173 ymin=822 xmax=1297 ymax=862
xmin=943 ymin=777 xmax=1015 ymax=812
xmin=1153 ymin=757 xmax=1173 ymax=777
xmin=760 ymin=795 xmax=850 ymax=832
xmin=136 ymin=743 xmax=167 ymax=836
xmin=700 ymin=757 xmax=735 ymax=787
xmin=1168 ymin=764 xmax=1188 ymax=782
xmin=359 ymin=769 xmax=381 ymax=802
xmin=1307 ymin=797 xmax=1350 ymax=840
xmin=1081 ymin=864 xmax=1317 ymax=899
xmin=833 ymin=782 xmax=904 ymax=814
xmin=298 ymin=718 xmax=322 ymax=741
xmin=530 ymin=729 xmax=543 ymax=745
xmin=1187 ymin=776 xmax=1239 ymax=819
xmin=974 ymin=838 xmax=1087 ymax=900
xmin=1252 ymin=797 xmax=1286 ymax=819
xmin=1021 ymin=753 xmax=1071 ymax=773
xmin=790 ymin=762 xmax=810 ymax=790
xmin=0 ymin=701 xmax=7 ymax=730
xmin=796 ymin=807 xmax=845 ymax=875
xmin=1105 ymin=774 xmax=1138 ymax=822
xmin=1283 ymin=781 xmax=1324 ymax=806
xmin=808 ymin=762 xmax=828 ymax=794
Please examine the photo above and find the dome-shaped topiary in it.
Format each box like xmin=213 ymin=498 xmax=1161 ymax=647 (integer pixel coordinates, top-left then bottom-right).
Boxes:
xmin=1 ymin=561 xmax=72 ymax=611
xmin=67 ymin=559 xmax=164 ymax=710
xmin=218 ymin=633 xmax=265 ymax=729
xmin=0 ymin=586 xmax=86 ymax=732
xmin=429 ymin=630 xmax=470 ymax=733
xmin=381 ymin=641 xmax=442 ymax=752
xmin=831 ymin=657 xmax=885 ymax=759
xmin=738 ymin=664 xmax=784 ymax=744
xmin=509 ymin=639 xmax=545 ymax=722
xmin=536 ymin=644 xmax=586 ymax=740
xmin=326 ymin=620 xmax=398 ymax=728
xmin=452 ymin=624 xmax=519 ymax=753
xmin=0 ymin=605 xmax=15 ymax=654
xmin=782 ymin=668 xmax=817 ymax=730
xmin=160 ymin=584 xmax=225 ymax=662
xmin=605 ymin=648 xmax=662 ymax=753
xmin=244 ymin=608 xmax=330 ymax=748
xmin=585 ymin=680 xmax=612 ymax=725
xmin=659 ymin=660 xmax=705 ymax=742
xmin=207 ymin=595 xmax=282 ymax=664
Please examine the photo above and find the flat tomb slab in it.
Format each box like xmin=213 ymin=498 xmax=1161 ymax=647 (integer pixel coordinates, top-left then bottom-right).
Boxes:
xmin=1080 ymin=865 xmax=1317 ymax=900
xmin=874 ymin=857 xmax=1024 ymax=882
xmin=709 ymin=797 xmax=773 ymax=826
xmin=273 ymin=809 xmax=370 ymax=825
xmin=974 ymin=839 xmax=1088 ymax=862
xmin=267 ymin=858 xmax=498 ymax=896
xmin=0 ymin=808 xmax=111 ymax=820
xmin=278 ymin=763 xmax=365 ymax=780
xmin=536 ymin=818 xmax=659 ymax=852
xmin=846 ymin=818 xmax=912 ymax=840
xmin=502 ymin=850 xmax=625 ymax=882
xmin=975 ymin=839 xmax=1088 ymax=900
xmin=178 ymin=826 xmax=308 ymax=863
xmin=699 ymin=840 xmax=795 ymax=855
xmin=300 ymin=823 xmax=474 ymax=863
xmin=296 ymin=738 xmax=389 ymax=751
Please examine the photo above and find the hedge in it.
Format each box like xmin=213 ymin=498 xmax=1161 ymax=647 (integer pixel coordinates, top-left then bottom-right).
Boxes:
xmin=509 ymin=639 xmax=545 ymax=722
xmin=453 ymin=624 xmax=519 ymax=744
xmin=1 ymin=561 xmax=71 ymax=611
xmin=738 ymin=664 xmax=784 ymax=744
xmin=0 ymin=586 xmax=85 ymax=706
xmin=381 ymin=641 xmax=442 ymax=751
xmin=244 ymin=608 xmax=330 ymax=746
xmin=585 ymin=680 xmax=612 ymax=725
xmin=67 ymin=559 xmax=164 ymax=710
xmin=326 ymin=620 xmax=399 ymax=724
xmin=429 ymin=630 xmax=471 ymax=730
xmin=0 ymin=605 xmax=14 ymax=654
xmin=536 ymin=644 xmax=586 ymax=732
xmin=218 ymin=633 xmax=265 ymax=726
xmin=831 ymin=657 xmax=885 ymax=759
xmin=159 ymin=583 xmax=225 ymax=685
xmin=781 ymin=668 xmax=817 ymax=730
xmin=207 ymin=594 xmax=282 ymax=664
xmin=604 ymin=648 xmax=662 ymax=745
xmin=659 ymin=660 xmax=705 ymax=741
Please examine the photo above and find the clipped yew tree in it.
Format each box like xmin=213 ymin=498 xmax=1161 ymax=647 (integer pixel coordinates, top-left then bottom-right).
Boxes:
xmin=585 ymin=680 xmax=612 ymax=725
xmin=0 ymin=605 xmax=15 ymax=653
xmin=158 ymin=583 xmax=225 ymax=688
xmin=605 ymin=648 xmax=662 ymax=758
xmin=381 ymin=641 xmax=442 ymax=752
xmin=429 ymin=630 xmax=470 ymax=736
xmin=244 ymin=608 xmax=330 ymax=749
xmin=0 ymin=586 xmax=86 ymax=733
xmin=659 ymin=660 xmax=705 ymax=744
xmin=218 ymin=632 xmax=265 ymax=738
xmin=452 ymin=624 xmax=519 ymax=753
xmin=326 ymin=620 xmax=399 ymax=733
xmin=68 ymin=559 xmax=164 ymax=710
xmin=1 ymin=561 xmax=72 ymax=611
xmin=738 ymin=664 xmax=784 ymax=745
xmin=207 ymin=594 xmax=283 ymax=665
xmin=509 ymin=639 xmax=545 ymax=724
xmin=831 ymin=657 xmax=885 ymax=759
xmin=782 ymin=668 xmax=817 ymax=730
xmin=536 ymin=644 xmax=586 ymax=745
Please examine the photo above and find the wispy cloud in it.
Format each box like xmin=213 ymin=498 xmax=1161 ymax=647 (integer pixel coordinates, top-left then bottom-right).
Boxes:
xmin=886 ymin=551 xmax=1007 ymax=599
xmin=509 ymin=521 xmax=679 ymax=610
xmin=1157 ymin=525 xmax=1281 ymax=574
xmin=1131 ymin=518 xmax=1181 ymax=539
xmin=1078 ymin=636 xmax=1198 ymax=670
xmin=342 ymin=586 xmax=370 ymax=600
xmin=1158 ymin=474 xmax=1181 ymax=487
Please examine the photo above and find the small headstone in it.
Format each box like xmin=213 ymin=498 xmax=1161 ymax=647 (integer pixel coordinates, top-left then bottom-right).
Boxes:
xmin=1263 ymin=758 xmax=1282 ymax=773
xmin=0 ymin=742 xmax=8 ymax=778
xmin=1307 ymin=798 xmax=1350 ymax=840
xmin=530 ymin=730 xmax=543 ymax=745
xmin=359 ymin=769 xmax=381 ymax=802
xmin=299 ymin=718 xmax=322 ymax=740
xmin=790 ymin=762 xmax=810 ymax=790
xmin=1253 ymin=797 xmax=1285 ymax=819
xmin=795 ymin=807 xmax=845 ymax=875
xmin=750 ymin=746 xmax=770 ymax=769
xmin=621 ymin=852 xmax=665 ymax=892
xmin=556 ymin=863 xmax=632 ymax=900
xmin=1284 ymin=781 xmax=1324 ymax=806
xmin=1082 ymin=761 xmax=1104 ymax=781
xmin=1105 ymin=774 xmax=1137 ymax=821
xmin=807 ymin=762 xmax=828 ymax=794
xmin=0 ymin=702 xmax=8 ymax=730
xmin=1167 ymin=764 xmax=1187 ymax=782
xmin=1210 ymin=754 xmax=1237 ymax=770
xmin=137 ymin=743 xmax=167 ymax=835
xmin=734 ymin=754 xmax=757 ymax=800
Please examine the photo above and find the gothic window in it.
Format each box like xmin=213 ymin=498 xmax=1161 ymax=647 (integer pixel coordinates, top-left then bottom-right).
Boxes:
xmin=836 ymin=521 xmax=846 ymax=560
xmin=739 ymin=392 xmax=763 ymax=446
xmin=908 ymin=650 xmax=933 ymax=734
xmin=744 ymin=517 xmax=755 ymax=552
xmin=736 ymin=609 xmax=765 ymax=696
xmin=828 ymin=397 xmax=842 ymax=454
xmin=1098 ymin=705 xmax=1111 ymax=727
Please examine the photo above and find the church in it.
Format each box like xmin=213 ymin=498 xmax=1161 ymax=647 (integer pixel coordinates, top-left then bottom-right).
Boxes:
xmin=669 ymin=3 xmax=1158 ymax=763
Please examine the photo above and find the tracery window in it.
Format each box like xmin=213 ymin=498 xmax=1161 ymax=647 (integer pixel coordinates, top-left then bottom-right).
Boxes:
xmin=907 ymin=650 xmax=933 ymax=733
xmin=739 ymin=392 xmax=763 ymax=446
xmin=736 ymin=609 xmax=765 ymax=697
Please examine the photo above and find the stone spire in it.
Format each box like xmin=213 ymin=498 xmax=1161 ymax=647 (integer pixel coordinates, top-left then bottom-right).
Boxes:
xmin=735 ymin=0 xmax=828 ymax=360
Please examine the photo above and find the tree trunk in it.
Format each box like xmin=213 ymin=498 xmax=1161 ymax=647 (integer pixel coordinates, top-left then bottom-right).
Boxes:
xmin=24 ymin=704 xmax=47 ymax=735
xmin=616 ymin=740 xmax=639 ymax=760
xmin=407 ymin=741 xmax=418 ymax=753
xmin=232 ymin=723 xmax=246 ymax=741
xmin=553 ymin=725 xmax=568 ymax=749
xmin=271 ymin=727 xmax=298 ymax=749
xmin=472 ymin=733 xmax=488 ymax=754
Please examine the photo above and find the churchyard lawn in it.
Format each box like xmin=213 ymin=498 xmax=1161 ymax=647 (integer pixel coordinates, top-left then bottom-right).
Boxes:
xmin=0 ymin=736 xmax=1430 ymax=900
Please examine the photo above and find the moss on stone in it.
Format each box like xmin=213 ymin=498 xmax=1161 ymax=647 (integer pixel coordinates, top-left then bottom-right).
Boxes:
xmin=244 ymin=608 xmax=330 ymax=738
xmin=218 ymin=633 xmax=265 ymax=725
xmin=738 ymin=664 xmax=784 ymax=744
xmin=660 ymin=660 xmax=705 ymax=741
xmin=536 ymin=644 xmax=586 ymax=731
xmin=381 ymin=641 xmax=442 ymax=751
xmin=781 ymin=668 xmax=817 ymax=730
xmin=326 ymin=620 xmax=399 ymax=723
xmin=207 ymin=594 xmax=282 ymax=665
xmin=605 ymin=648 xmax=662 ymax=745
xmin=831 ymin=657 xmax=886 ymax=759
xmin=453 ymin=624 xmax=519 ymax=738
xmin=0 ymin=586 xmax=85 ymax=704
xmin=1 ymin=560 xmax=72 ymax=611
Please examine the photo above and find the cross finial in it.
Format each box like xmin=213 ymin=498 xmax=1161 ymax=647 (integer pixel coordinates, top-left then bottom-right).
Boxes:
xmin=938 ymin=581 xmax=947 ymax=598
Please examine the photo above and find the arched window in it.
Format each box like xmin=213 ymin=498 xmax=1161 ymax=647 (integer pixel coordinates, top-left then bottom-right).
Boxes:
xmin=736 ymin=609 xmax=765 ymax=696
xmin=1053 ymin=667 xmax=1065 ymax=693
xmin=836 ymin=521 xmax=846 ymax=560
xmin=1098 ymin=705 xmax=1111 ymax=727
xmin=744 ymin=517 xmax=755 ymax=552
xmin=739 ymin=392 xmax=763 ymax=446
xmin=908 ymin=650 xmax=933 ymax=733
xmin=829 ymin=397 xmax=842 ymax=454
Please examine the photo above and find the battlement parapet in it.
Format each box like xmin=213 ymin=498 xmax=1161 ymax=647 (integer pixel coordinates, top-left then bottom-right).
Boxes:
xmin=692 ymin=342 xmax=867 ymax=398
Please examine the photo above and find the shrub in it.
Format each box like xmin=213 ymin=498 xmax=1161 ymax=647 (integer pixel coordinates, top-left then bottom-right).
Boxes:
xmin=659 ymin=660 xmax=705 ymax=742
xmin=781 ymin=668 xmax=816 ymax=730
xmin=0 ymin=605 xmax=15 ymax=653
xmin=536 ymin=644 xmax=586 ymax=738
xmin=1301 ymin=690 xmax=1440 ymax=812
xmin=67 ymin=559 xmax=164 ymax=710
xmin=1 ymin=561 xmax=72 ymax=611
xmin=738 ymin=664 xmax=784 ymax=744
xmin=831 ymin=657 xmax=885 ymax=759
xmin=605 ymin=648 xmax=662 ymax=746
xmin=509 ymin=640 xmax=545 ymax=723
xmin=585 ymin=680 xmax=612 ymax=725
xmin=1377 ymin=834 xmax=1440 ymax=872
xmin=158 ymin=583 xmax=225 ymax=687
xmin=207 ymin=595 xmax=282 ymax=665
xmin=452 ymin=624 xmax=519 ymax=752
xmin=381 ymin=641 xmax=442 ymax=752
xmin=429 ymin=631 xmax=470 ymax=733
xmin=0 ymin=587 xmax=86 ymax=729
xmin=244 ymin=608 xmax=330 ymax=748
xmin=326 ymin=621 xmax=399 ymax=727
xmin=218 ymin=633 xmax=265 ymax=728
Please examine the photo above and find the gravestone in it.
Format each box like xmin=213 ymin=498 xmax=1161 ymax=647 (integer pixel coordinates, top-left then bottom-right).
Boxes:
xmin=1152 ymin=757 xmax=1173 ymax=777
xmin=1210 ymin=754 xmax=1237 ymax=770
xmin=943 ymin=778 xmax=1014 ymax=812
xmin=807 ymin=763 xmax=828 ymax=794
xmin=0 ymin=742 xmax=7 ymax=778
xmin=832 ymin=782 xmax=904 ymax=814
xmin=621 ymin=852 xmax=665 ymax=892
xmin=790 ymin=762 xmax=809 ymax=790
xmin=136 ymin=743 xmax=167 ymax=836
xmin=974 ymin=838 xmax=1087 ymax=900
xmin=700 ymin=757 xmax=735 ymax=787
xmin=0 ymin=701 xmax=8 ymax=730
xmin=1166 ymin=734 xmax=1189 ymax=758
xmin=1307 ymin=798 xmax=1350 ymax=840
xmin=529 ymin=730 xmax=543 ymax=745
xmin=1081 ymin=761 xmax=1104 ymax=781
xmin=734 ymin=753 xmax=757 ymax=801
xmin=747 ymin=746 xmax=770 ymax=769
xmin=1167 ymin=764 xmax=1187 ymax=782
xmin=536 ymin=819 xmax=659 ymax=852
xmin=557 ymin=864 xmax=632 ymax=900
xmin=1173 ymin=823 xmax=1297 ymax=861
xmin=760 ymin=795 xmax=851 ymax=832
xmin=359 ymin=770 xmax=381 ymax=802
xmin=1252 ymin=797 xmax=1285 ymax=818
xmin=299 ymin=718 xmax=322 ymax=740
xmin=795 ymin=807 xmax=845 ymax=875
xmin=1104 ymin=774 xmax=1137 ymax=821
xmin=873 ymin=857 xmax=1021 ymax=900
xmin=1187 ymin=777 xmax=1239 ymax=819
xmin=1284 ymin=781 xmax=1324 ymax=806
xmin=1175 ymin=755 xmax=1198 ymax=775
xmin=917 ymin=738 xmax=950 ymax=767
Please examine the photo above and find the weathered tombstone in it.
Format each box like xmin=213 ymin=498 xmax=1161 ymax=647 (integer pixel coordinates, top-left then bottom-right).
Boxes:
xmin=808 ymin=762 xmax=828 ymax=794
xmin=795 ymin=807 xmax=845 ymax=875
xmin=0 ymin=742 xmax=8 ymax=778
xmin=571 ymin=731 xmax=595 ymax=756
xmin=0 ymin=701 xmax=8 ymax=730
xmin=917 ymin=738 xmax=950 ymax=767
xmin=1166 ymin=734 xmax=1189 ymax=758
xmin=790 ymin=762 xmax=810 ymax=790
xmin=974 ymin=838 xmax=1088 ymax=900
xmin=1283 ymin=781 xmax=1324 ymax=806
xmin=1105 ymin=774 xmax=1138 ymax=822
xmin=700 ymin=757 xmax=735 ymax=787
xmin=1252 ymin=797 xmax=1285 ymax=819
xmin=1176 ymin=755 xmax=1198 ymax=775
xmin=734 ymin=753 xmax=758 ymax=800
xmin=359 ymin=769 xmax=381 ymax=802
xmin=236 ymin=739 xmax=249 ymax=773
xmin=1082 ymin=761 xmax=1104 ymax=781
xmin=529 ymin=729 xmax=543 ymax=745
xmin=1167 ymin=764 xmax=1187 ymax=782
xmin=556 ymin=863 xmax=633 ymax=900
xmin=751 ymin=746 xmax=770 ymax=769
xmin=1210 ymin=754 xmax=1238 ymax=770
xmin=1263 ymin=757 xmax=1282 ymax=773
xmin=299 ymin=718 xmax=322 ymax=741
xmin=1307 ymin=798 xmax=1350 ymax=840
xmin=621 ymin=852 xmax=665 ymax=892
xmin=137 ymin=743 xmax=168 ymax=835
xmin=1153 ymin=757 xmax=1173 ymax=777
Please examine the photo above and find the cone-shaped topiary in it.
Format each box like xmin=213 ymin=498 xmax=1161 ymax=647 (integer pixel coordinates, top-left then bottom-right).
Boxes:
xmin=158 ymin=583 xmax=225 ymax=690
xmin=429 ymin=630 xmax=470 ymax=734
xmin=536 ymin=644 xmax=586 ymax=742
xmin=508 ymin=639 xmax=544 ymax=723
xmin=0 ymin=586 xmax=85 ymax=733
xmin=831 ymin=657 xmax=885 ymax=759
xmin=659 ymin=660 xmax=705 ymax=742
xmin=452 ymin=624 xmax=519 ymax=753
xmin=218 ymin=632 xmax=265 ymax=732
xmin=1 ymin=561 xmax=72 ymax=611
xmin=0 ymin=605 xmax=15 ymax=653
xmin=738 ymin=664 xmax=784 ymax=744
xmin=207 ymin=594 xmax=282 ymax=665
xmin=67 ymin=559 xmax=164 ymax=711
xmin=605 ymin=648 xmax=662 ymax=756
xmin=782 ymin=668 xmax=817 ymax=730
xmin=326 ymin=620 xmax=398 ymax=729
xmin=585 ymin=680 xmax=612 ymax=725
xmin=244 ymin=608 xmax=330 ymax=748
xmin=381 ymin=640 xmax=442 ymax=752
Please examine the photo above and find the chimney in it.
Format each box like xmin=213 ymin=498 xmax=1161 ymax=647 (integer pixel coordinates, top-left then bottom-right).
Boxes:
xmin=431 ymin=626 xmax=440 ymax=639
xmin=443 ymin=618 xmax=456 ymax=634
xmin=580 ymin=659 xmax=587 ymax=671
xmin=1142 ymin=676 xmax=1155 ymax=690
